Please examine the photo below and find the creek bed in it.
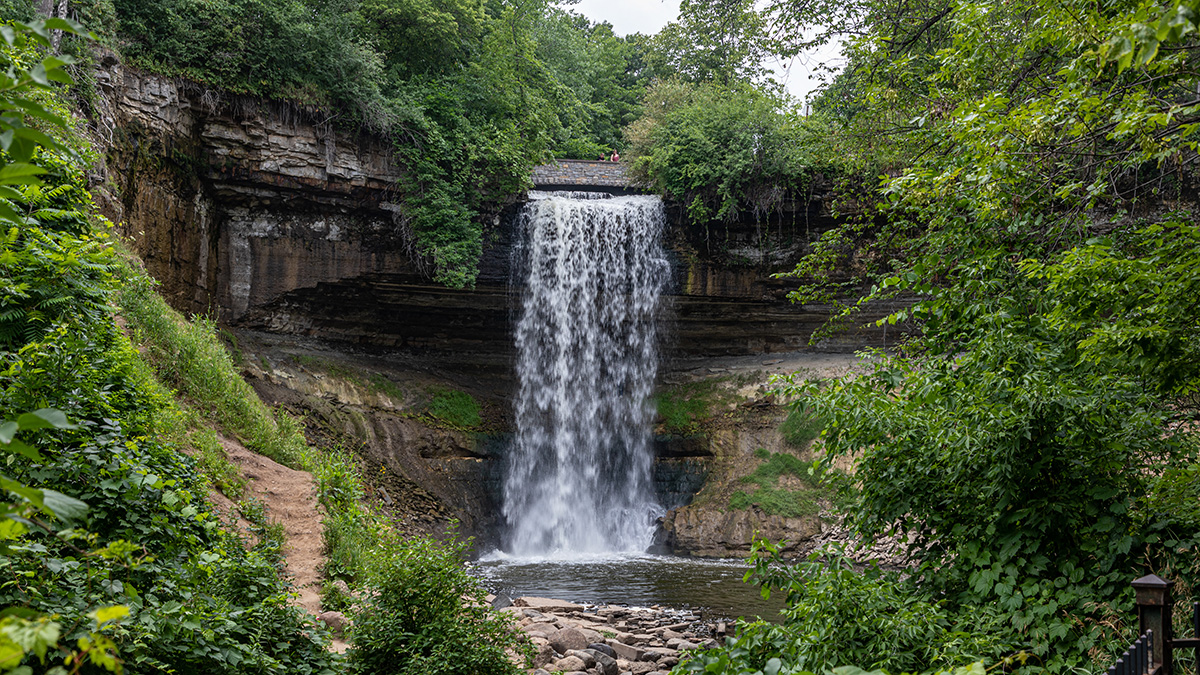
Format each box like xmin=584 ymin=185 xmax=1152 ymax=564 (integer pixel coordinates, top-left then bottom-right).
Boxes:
xmin=473 ymin=553 xmax=786 ymax=622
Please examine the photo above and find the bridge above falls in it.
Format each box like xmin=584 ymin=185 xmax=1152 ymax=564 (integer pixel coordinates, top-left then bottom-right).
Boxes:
xmin=531 ymin=159 xmax=645 ymax=194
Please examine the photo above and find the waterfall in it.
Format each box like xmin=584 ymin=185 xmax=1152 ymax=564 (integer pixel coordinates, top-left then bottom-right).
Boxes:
xmin=503 ymin=191 xmax=668 ymax=557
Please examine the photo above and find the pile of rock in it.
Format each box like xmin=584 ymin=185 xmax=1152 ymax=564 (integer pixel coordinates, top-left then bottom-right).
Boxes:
xmin=495 ymin=596 xmax=726 ymax=675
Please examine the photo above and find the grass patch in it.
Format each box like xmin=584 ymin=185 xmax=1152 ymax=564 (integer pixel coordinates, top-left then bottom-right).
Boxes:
xmin=781 ymin=405 xmax=823 ymax=447
xmin=731 ymin=449 xmax=821 ymax=517
xmin=368 ymin=372 xmax=406 ymax=401
xmin=743 ymin=448 xmax=816 ymax=487
xmin=191 ymin=423 xmax=247 ymax=500
xmin=118 ymin=271 xmax=308 ymax=467
xmin=730 ymin=487 xmax=820 ymax=517
xmin=654 ymin=379 xmax=736 ymax=436
xmin=426 ymin=388 xmax=481 ymax=428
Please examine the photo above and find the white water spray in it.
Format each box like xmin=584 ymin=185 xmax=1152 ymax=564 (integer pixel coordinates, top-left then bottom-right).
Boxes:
xmin=502 ymin=191 xmax=668 ymax=557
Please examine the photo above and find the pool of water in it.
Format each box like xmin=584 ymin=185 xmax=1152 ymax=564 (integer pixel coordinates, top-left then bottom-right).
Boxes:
xmin=473 ymin=552 xmax=786 ymax=621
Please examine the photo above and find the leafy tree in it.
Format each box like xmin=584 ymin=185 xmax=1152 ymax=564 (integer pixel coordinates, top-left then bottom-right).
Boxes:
xmin=680 ymin=543 xmax=1016 ymax=675
xmin=648 ymin=0 xmax=772 ymax=86
xmin=362 ymin=0 xmax=488 ymax=80
xmin=746 ymin=0 xmax=1200 ymax=670
xmin=626 ymin=79 xmax=825 ymax=223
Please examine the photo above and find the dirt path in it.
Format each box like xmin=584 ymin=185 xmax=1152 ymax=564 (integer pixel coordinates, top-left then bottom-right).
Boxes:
xmin=216 ymin=437 xmax=348 ymax=651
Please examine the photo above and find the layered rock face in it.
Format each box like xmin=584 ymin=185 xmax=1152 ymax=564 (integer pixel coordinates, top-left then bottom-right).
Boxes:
xmin=93 ymin=48 xmax=415 ymax=322
xmin=95 ymin=51 xmax=898 ymax=368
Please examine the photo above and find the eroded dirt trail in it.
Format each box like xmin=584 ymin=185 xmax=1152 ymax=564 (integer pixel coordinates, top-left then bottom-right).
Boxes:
xmin=220 ymin=438 xmax=325 ymax=614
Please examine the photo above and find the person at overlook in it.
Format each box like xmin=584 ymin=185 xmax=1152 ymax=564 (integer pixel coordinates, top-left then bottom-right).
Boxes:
xmin=610 ymin=151 xmax=620 ymax=162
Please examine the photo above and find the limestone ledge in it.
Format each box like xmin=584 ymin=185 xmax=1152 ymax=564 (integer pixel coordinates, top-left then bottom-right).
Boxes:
xmin=97 ymin=48 xmax=401 ymax=195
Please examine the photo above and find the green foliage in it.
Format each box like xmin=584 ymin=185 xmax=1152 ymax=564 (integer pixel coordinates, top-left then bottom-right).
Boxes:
xmin=779 ymin=406 xmax=821 ymax=447
xmin=104 ymin=0 xmax=648 ymax=287
xmin=678 ymin=542 xmax=1015 ymax=675
xmin=348 ymin=531 xmax=532 ymax=675
xmin=0 ymin=22 xmax=342 ymax=672
xmin=531 ymin=10 xmax=649 ymax=155
xmin=425 ymin=388 xmax=481 ymax=429
xmin=0 ymin=225 xmax=116 ymax=349
xmin=729 ymin=488 xmax=818 ymax=519
xmin=112 ymin=0 xmax=388 ymax=124
xmin=0 ymin=0 xmax=34 ymax=21
xmin=627 ymin=80 xmax=823 ymax=223
xmin=646 ymin=0 xmax=772 ymax=86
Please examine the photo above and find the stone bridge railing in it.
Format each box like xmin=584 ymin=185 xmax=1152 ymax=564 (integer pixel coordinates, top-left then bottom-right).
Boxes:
xmin=531 ymin=159 xmax=643 ymax=193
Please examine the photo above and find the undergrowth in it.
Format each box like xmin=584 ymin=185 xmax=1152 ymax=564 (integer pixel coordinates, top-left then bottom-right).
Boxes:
xmin=730 ymin=448 xmax=821 ymax=518
xmin=780 ymin=404 xmax=822 ymax=447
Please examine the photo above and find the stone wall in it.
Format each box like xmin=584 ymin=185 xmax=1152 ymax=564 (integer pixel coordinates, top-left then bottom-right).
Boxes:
xmin=532 ymin=160 xmax=634 ymax=190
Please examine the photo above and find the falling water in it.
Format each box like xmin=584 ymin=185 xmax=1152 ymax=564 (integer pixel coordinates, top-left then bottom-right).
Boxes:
xmin=503 ymin=191 xmax=668 ymax=557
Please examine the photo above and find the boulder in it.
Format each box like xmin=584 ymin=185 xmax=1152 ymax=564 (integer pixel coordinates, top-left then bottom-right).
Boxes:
xmin=525 ymin=622 xmax=560 ymax=639
xmin=643 ymin=647 xmax=679 ymax=662
xmin=533 ymin=643 xmax=558 ymax=668
xmin=549 ymin=626 xmax=590 ymax=653
xmin=606 ymin=639 xmax=645 ymax=662
xmin=565 ymin=650 xmax=596 ymax=669
xmin=316 ymin=610 xmax=348 ymax=637
xmin=666 ymin=638 xmax=698 ymax=651
xmin=585 ymin=648 xmax=619 ymax=675
xmin=588 ymin=643 xmax=617 ymax=659
xmin=621 ymin=661 xmax=657 ymax=675
xmin=554 ymin=655 xmax=587 ymax=672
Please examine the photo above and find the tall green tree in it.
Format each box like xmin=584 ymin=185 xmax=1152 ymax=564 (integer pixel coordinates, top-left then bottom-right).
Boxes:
xmin=648 ymin=0 xmax=772 ymax=85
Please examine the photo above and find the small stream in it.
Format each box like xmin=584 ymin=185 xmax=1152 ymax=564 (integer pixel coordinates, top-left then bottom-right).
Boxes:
xmin=474 ymin=553 xmax=786 ymax=621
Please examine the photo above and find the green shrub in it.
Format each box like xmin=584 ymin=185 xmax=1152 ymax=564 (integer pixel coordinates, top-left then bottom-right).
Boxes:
xmin=780 ymin=405 xmax=822 ymax=447
xmin=349 ymin=532 xmax=531 ymax=675
xmin=678 ymin=542 xmax=1017 ymax=675
xmin=655 ymin=379 xmax=730 ymax=436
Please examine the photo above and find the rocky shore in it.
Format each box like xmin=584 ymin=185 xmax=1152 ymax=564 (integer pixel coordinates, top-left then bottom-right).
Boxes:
xmin=493 ymin=595 xmax=726 ymax=675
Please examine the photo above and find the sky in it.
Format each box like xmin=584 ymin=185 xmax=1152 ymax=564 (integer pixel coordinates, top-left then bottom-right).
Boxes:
xmin=567 ymin=0 xmax=844 ymax=104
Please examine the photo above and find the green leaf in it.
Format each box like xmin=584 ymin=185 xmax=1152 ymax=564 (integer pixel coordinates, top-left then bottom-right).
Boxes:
xmin=0 ymin=163 xmax=46 ymax=186
xmin=90 ymin=606 xmax=129 ymax=626
xmin=0 ymin=422 xmax=16 ymax=445
xmin=40 ymin=490 xmax=87 ymax=521
xmin=41 ymin=17 xmax=85 ymax=35
xmin=0 ymin=439 xmax=43 ymax=463
xmin=15 ymin=409 xmax=76 ymax=432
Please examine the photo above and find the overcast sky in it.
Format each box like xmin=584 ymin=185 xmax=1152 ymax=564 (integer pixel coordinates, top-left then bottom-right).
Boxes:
xmin=566 ymin=0 xmax=843 ymax=104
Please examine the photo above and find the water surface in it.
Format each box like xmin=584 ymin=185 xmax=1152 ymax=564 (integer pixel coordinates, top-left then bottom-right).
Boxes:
xmin=475 ymin=553 xmax=786 ymax=621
